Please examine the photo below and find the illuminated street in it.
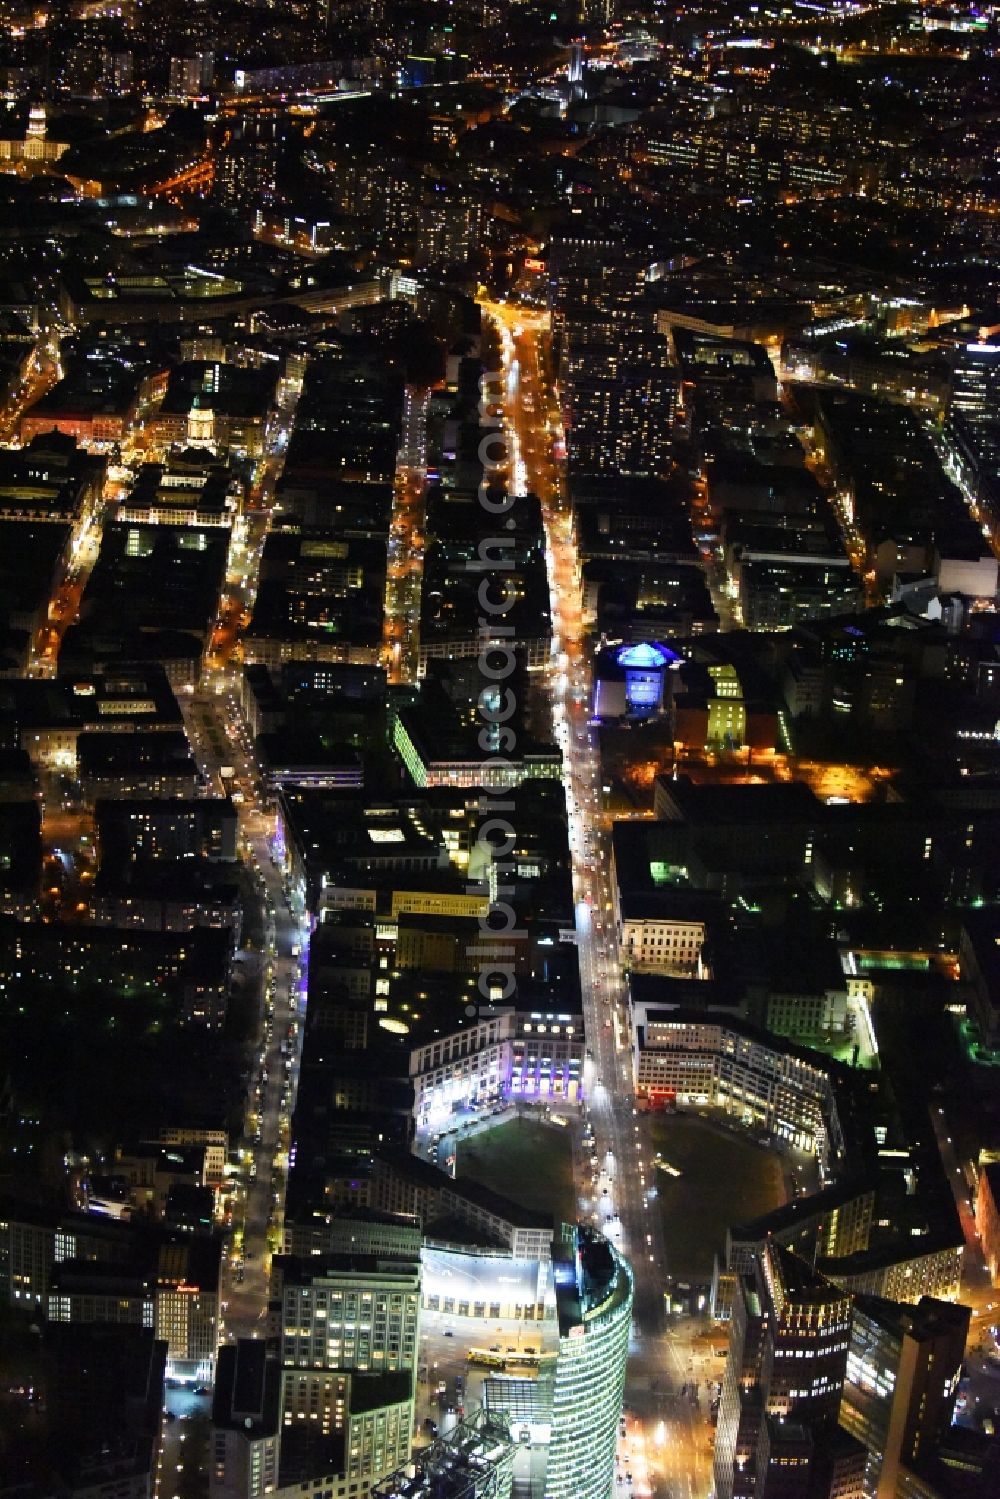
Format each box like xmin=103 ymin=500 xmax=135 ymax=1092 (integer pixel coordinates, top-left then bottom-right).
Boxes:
xmin=0 ymin=336 xmax=60 ymax=446
xmin=384 ymin=384 xmax=430 ymax=683
xmin=165 ymin=370 xmax=312 ymax=1336
xmin=483 ymin=300 xmax=713 ymax=1496
xmin=202 ymin=368 xmax=304 ymax=689
xmin=181 ymin=688 xmax=308 ymax=1344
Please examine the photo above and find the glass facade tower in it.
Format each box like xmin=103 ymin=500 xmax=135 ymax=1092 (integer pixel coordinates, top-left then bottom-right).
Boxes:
xmin=543 ymin=1232 xmax=633 ymax=1499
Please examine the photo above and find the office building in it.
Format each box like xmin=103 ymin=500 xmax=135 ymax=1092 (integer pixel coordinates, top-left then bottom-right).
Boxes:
xmin=629 ymin=1009 xmax=852 ymax=1168
xmin=211 ymin=1339 xmax=281 ymax=1499
xmin=618 ymin=889 xmax=712 ymax=978
xmin=0 ymin=1195 xmax=135 ymax=1305
xmin=761 ymin=1246 xmax=853 ymax=1425
xmin=839 ymin=1295 xmax=969 ymax=1497
xmin=714 ymin=1242 xmax=853 ymax=1499
xmin=369 ymin=1155 xmax=554 ymax=1266
xmin=977 ymin=1161 xmax=1000 ymax=1284
xmin=543 ymin=1231 xmax=633 ymax=1499
xmin=282 ymin=1209 xmax=422 ymax=1262
xmin=154 ymin=1234 xmax=221 ymax=1378
xmin=409 ymin=999 xmax=586 ymax=1129
xmin=1 ymin=665 xmax=183 ymax=773
xmin=755 ymin=1419 xmax=867 ymax=1498
xmin=950 ymin=338 xmax=1000 ymax=438
xmin=274 ymin=1251 xmax=421 ymax=1499
xmin=46 ymin=1260 xmax=155 ymax=1329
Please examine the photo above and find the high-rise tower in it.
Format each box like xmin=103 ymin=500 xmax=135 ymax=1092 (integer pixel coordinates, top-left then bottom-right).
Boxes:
xmin=715 ymin=1242 xmax=853 ymax=1499
xmin=543 ymin=1230 xmax=633 ymax=1499
xmin=839 ymin=1295 xmax=969 ymax=1497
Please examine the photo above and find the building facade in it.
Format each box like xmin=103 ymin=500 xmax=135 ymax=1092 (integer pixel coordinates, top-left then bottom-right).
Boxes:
xmin=409 ymin=1007 xmax=586 ymax=1128
xmin=275 ymin=1252 xmax=421 ymax=1499
xmin=543 ymin=1232 xmax=633 ymax=1499
xmin=631 ymin=1009 xmax=848 ymax=1168
xmin=211 ymin=1340 xmax=281 ymax=1499
xmin=977 ymin=1161 xmax=1000 ymax=1284
xmin=715 ymin=1243 xmax=853 ymax=1499
xmin=839 ymin=1295 xmax=969 ymax=1498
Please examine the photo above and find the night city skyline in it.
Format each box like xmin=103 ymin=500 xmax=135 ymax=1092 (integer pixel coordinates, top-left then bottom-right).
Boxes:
xmin=1 ymin=3 xmax=1000 ymax=1499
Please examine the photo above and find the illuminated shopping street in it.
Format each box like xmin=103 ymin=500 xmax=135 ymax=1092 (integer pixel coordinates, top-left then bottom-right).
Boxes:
xmin=483 ymin=299 xmax=714 ymax=1497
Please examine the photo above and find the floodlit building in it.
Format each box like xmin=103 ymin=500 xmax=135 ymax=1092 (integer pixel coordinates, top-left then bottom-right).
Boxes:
xmin=592 ymin=641 xmax=680 ymax=721
xmin=154 ymin=1234 xmax=221 ymax=1378
xmin=409 ymin=1002 xmax=586 ymax=1127
xmin=618 ymin=889 xmax=712 ymax=978
xmin=629 ymin=1008 xmax=851 ymax=1167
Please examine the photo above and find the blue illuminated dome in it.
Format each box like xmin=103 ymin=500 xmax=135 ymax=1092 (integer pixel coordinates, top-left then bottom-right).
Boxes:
xmin=615 ymin=642 xmax=677 ymax=669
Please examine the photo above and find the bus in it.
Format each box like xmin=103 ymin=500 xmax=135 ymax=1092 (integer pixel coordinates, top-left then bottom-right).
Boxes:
xmin=468 ymin=1350 xmax=543 ymax=1377
xmin=468 ymin=1349 xmax=507 ymax=1370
